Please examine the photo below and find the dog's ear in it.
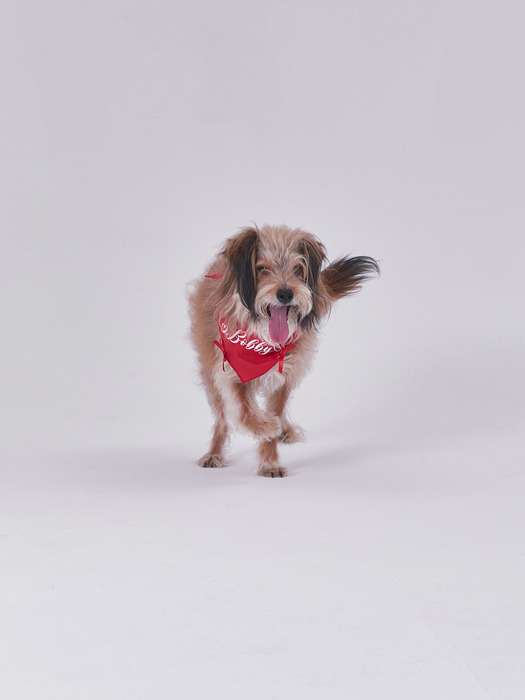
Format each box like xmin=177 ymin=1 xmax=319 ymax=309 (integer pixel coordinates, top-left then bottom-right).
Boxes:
xmin=321 ymin=256 xmax=380 ymax=302
xmin=298 ymin=235 xmax=327 ymax=331
xmin=222 ymin=227 xmax=259 ymax=317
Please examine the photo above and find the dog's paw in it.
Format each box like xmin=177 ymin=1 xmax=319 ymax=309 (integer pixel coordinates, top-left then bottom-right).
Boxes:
xmin=198 ymin=453 xmax=225 ymax=469
xmin=279 ymin=422 xmax=305 ymax=444
xmin=258 ymin=463 xmax=287 ymax=478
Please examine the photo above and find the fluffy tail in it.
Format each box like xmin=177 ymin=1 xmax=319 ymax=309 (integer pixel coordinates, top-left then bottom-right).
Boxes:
xmin=321 ymin=256 xmax=380 ymax=301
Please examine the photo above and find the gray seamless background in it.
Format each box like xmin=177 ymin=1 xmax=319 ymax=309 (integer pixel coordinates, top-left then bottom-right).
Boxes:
xmin=1 ymin=2 xmax=524 ymax=699
xmin=2 ymin=1 xmax=524 ymax=438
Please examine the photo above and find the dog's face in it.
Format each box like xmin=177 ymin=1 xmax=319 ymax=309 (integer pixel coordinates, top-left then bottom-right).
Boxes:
xmin=220 ymin=225 xmax=327 ymax=345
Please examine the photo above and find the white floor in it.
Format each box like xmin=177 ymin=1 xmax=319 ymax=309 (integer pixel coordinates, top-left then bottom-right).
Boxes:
xmin=2 ymin=416 xmax=524 ymax=699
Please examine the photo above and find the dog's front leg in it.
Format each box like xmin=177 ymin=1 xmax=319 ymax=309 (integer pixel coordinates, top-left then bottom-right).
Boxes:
xmin=198 ymin=371 xmax=230 ymax=469
xmin=232 ymin=382 xmax=281 ymax=440
xmin=257 ymin=437 xmax=286 ymax=478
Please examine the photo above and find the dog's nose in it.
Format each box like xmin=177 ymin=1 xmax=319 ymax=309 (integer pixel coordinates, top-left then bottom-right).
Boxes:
xmin=276 ymin=287 xmax=294 ymax=305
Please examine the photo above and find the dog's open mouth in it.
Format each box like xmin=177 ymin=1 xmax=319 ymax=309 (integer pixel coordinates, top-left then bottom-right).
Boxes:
xmin=268 ymin=305 xmax=290 ymax=345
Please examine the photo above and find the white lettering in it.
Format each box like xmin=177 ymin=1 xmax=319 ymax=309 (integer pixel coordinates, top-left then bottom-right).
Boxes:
xmin=227 ymin=330 xmax=247 ymax=344
xmin=220 ymin=320 xmax=277 ymax=356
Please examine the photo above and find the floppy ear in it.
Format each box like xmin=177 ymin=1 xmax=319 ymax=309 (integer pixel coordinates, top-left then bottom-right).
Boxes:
xmin=321 ymin=256 xmax=379 ymax=302
xmin=222 ymin=227 xmax=259 ymax=317
xmin=298 ymin=235 xmax=327 ymax=331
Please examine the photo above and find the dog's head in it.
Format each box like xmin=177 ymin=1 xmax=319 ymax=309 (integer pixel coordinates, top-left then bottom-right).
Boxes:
xmin=219 ymin=225 xmax=326 ymax=345
xmin=219 ymin=224 xmax=379 ymax=345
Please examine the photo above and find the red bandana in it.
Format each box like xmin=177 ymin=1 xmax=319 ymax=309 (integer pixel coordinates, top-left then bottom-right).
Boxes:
xmin=214 ymin=315 xmax=296 ymax=384
xmin=205 ymin=272 xmax=297 ymax=383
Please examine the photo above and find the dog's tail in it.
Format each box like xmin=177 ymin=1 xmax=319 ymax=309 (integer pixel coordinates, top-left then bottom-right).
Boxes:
xmin=321 ymin=256 xmax=380 ymax=302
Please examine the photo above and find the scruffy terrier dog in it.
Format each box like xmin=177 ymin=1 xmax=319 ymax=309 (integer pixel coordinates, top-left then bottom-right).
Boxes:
xmin=188 ymin=224 xmax=378 ymax=477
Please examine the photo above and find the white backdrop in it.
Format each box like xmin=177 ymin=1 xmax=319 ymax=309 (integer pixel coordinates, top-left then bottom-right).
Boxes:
xmin=1 ymin=2 xmax=524 ymax=698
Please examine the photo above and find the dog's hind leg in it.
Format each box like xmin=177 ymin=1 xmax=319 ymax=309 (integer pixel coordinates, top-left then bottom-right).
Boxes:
xmin=198 ymin=371 xmax=230 ymax=469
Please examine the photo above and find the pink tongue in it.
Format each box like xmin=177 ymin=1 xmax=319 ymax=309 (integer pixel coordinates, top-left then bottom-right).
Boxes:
xmin=269 ymin=305 xmax=289 ymax=344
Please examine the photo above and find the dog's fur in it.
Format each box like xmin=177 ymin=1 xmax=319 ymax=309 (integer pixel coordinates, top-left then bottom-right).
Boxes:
xmin=188 ymin=224 xmax=379 ymax=477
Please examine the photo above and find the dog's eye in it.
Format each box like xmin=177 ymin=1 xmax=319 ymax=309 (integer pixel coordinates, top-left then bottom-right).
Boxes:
xmin=294 ymin=265 xmax=304 ymax=278
xmin=257 ymin=266 xmax=270 ymax=275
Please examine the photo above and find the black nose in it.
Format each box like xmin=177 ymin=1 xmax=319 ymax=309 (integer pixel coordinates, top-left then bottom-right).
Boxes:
xmin=276 ymin=287 xmax=294 ymax=305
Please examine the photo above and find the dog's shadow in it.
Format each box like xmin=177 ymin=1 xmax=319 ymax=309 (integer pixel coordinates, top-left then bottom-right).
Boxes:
xmin=66 ymin=439 xmax=353 ymax=488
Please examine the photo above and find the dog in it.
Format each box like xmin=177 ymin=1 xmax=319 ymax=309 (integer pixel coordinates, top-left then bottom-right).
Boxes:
xmin=188 ymin=224 xmax=379 ymax=477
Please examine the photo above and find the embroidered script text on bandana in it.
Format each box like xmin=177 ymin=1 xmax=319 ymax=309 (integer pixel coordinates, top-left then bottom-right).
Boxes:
xmin=214 ymin=315 xmax=296 ymax=384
